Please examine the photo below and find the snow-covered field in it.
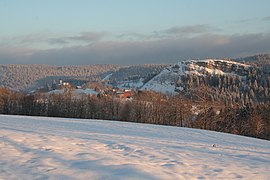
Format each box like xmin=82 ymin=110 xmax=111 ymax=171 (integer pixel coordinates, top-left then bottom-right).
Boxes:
xmin=0 ymin=115 xmax=270 ymax=179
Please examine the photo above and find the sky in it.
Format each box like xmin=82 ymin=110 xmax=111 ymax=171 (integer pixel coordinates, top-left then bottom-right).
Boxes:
xmin=0 ymin=0 xmax=270 ymax=65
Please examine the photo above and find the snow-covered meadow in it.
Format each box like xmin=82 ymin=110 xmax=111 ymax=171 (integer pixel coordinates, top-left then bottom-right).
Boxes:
xmin=0 ymin=115 xmax=269 ymax=179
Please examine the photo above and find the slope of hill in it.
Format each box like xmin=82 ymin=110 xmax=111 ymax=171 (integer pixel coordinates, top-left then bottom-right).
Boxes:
xmin=0 ymin=64 xmax=121 ymax=91
xmin=142 ymin=59 xmax=270 ymax=106
xmin=0 ymin=64 xmax=166 ymax=91
xmin=235 ymin=53 xmax=270 ymax=72
xmin=105 ymin=64 xmax=167 ymax=89
xmin=141 ymin=59 xmax=252 ymax=95
xmin=0 ymin=115 xmax=269 ymax=179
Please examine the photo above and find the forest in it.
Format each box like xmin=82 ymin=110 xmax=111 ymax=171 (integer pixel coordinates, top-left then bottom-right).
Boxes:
xmin=0 ymin=64 xmax=165 ymax=91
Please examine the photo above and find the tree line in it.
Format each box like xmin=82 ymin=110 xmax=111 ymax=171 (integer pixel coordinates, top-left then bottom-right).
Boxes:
xmin=0 ymin=88 xmax=269 ymax=140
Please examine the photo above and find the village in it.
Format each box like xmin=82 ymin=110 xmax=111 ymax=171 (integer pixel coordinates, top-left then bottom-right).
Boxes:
xmin=37 ymin=78 xmax=134 ymax=99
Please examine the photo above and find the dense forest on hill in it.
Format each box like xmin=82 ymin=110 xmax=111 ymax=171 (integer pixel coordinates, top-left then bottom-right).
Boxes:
xmin=0 ymin=64 xmax=166 ymax=91
xmin=141 ymin=58 xmax=270 ymax=106
xmin=0 ymin=64 xmax=121 ymax=90
xmin=178 ymin=65 xmax=270 ymax=106
xmin=235 ymin=53 xmax=270 ymax=71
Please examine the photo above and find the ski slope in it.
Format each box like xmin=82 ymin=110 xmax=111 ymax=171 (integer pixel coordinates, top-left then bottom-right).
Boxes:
xmin=0 ymin=115 xmax=269 ymax=179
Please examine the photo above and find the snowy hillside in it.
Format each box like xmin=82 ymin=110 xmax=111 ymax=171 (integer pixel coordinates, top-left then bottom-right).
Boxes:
xmin=141 ymin=59 xmax=252 ymax=95
xmin=105 ymin=64 xmax=166 ymax=89
xmin=1 ymin=115 xmax=270 ymax=179
xmin=141 ymin=67 xmax=180 ymax=95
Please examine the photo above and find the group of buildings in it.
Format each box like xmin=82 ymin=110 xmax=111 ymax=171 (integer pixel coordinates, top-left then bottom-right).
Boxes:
xmin=44 ymin=79 xmax=132 ymax=99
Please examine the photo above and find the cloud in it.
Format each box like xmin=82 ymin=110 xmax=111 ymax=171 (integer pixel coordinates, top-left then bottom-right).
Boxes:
xmin=163 ymin=24 xmax=220 ymax=35
xmin=0 ymin=46 xmax=37 ymax=64
xmin=117 ymin=25 xmax=221 ymax=41
xmin=1 ymin=32 xmax=270 ymax=66
xmin=116 ymin=32 xmax=148 ymax=40
xmin=1 ymin=25 xmax=220 ymax=49
xmin=67 ymin=32 xmax=106 ymax=42
xmin=19 ymin=33 xmax=49 ymax=44
xmin=48 ymin=38 xmax=69 ymax=45
xmin=237 ymin=16 xmax=270 ymax=23
xmin=262 ymin=16 xmax=270 ymax=21
xmin=235 ymin=18 xmax=255 ymax=24
xmin=0 ymin=32 xmax=107 ymax=48
xmin=0 ymin=33 xmax=50 ymax=47
xmin=47 ymin=32 xmax=106 ymax=46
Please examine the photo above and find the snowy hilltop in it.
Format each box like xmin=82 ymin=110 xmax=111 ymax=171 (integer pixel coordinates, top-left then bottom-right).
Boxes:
xmin=141 ymin=59 xmax=252 ymax=95
xmin=0 ymin=115 xmax=270 ymax=179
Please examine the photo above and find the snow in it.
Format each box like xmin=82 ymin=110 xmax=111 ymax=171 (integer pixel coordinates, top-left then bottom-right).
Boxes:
xmin=141 ymin=59 xmax=251 ymax=95
xmin=48 ymin=88 xmax=98 ymax=95
xmin=103 ymin=73 xmax=113 ymax=81
xmin=116 ymin=78 xmax=144 ymax=89
xmin=188 ymin=62 xmax=226 ymax=75
xmin=48 ymin=89 xmax=64 ymax=94
xmin=74 ymin=88 xmax=99 ymax=95
xmin=1 ymin=115 xmax=270 ymax=179
xmin=193 ymin=59 xmax=251 ymax=68
xmin=141 ymin=68 xmax=178 ymax=95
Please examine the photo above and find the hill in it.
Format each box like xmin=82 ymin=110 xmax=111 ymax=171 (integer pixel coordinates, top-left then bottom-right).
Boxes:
xmin=0 ymin=64 xmax=121 ymax=91
xmin=235 ymin=53 xmax=270 ymax=72
xmin=0 ymin=115 xmax=269 ymax=179
xmin=142 ymin=59 xmax=270 ymax=106
xmin=105 ymin=64 xmax=167 ymax=89
xmin=0 ymin=64 xmax=166 ymax=91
